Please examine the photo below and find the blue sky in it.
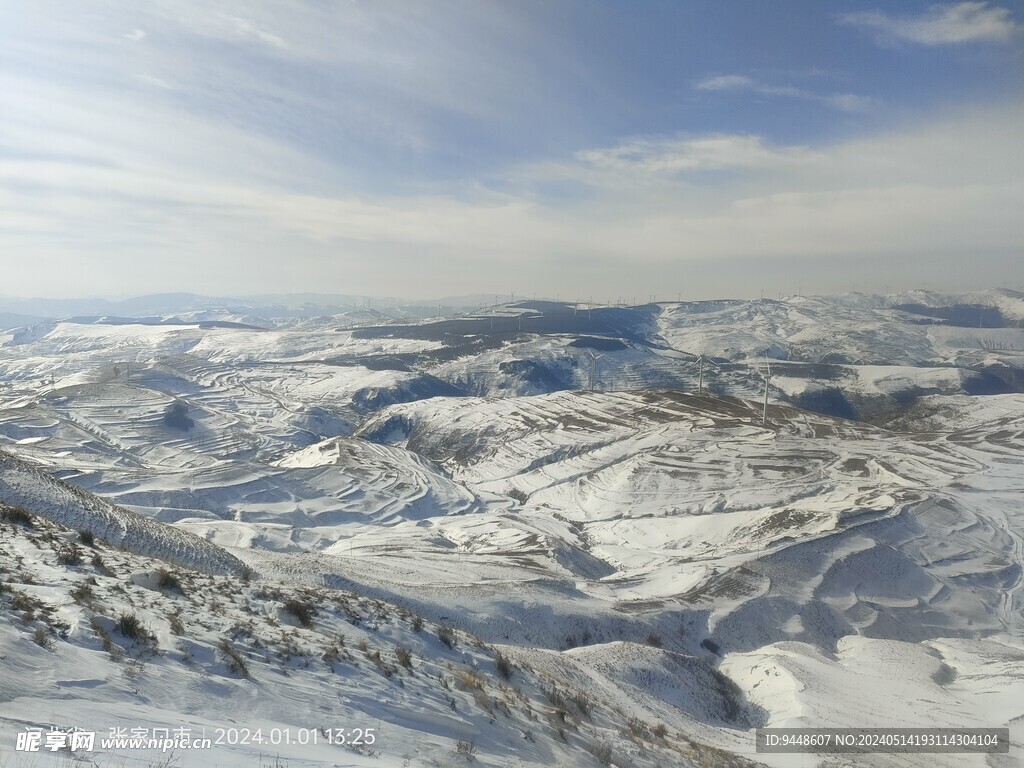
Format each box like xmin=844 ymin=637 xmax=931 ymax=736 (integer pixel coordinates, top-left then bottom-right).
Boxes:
xmin=1 ymin=1 xmax=1022 ymax=300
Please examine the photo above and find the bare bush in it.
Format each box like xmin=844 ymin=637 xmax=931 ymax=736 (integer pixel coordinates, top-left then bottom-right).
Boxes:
xmin=283 ymin=599 xmax=315 ymax=627
xmin=167 ymin=612 xmax=185 ymax=636
xmin=116 ymin=612 xmax=154 ymax=647
xmin=437 ymin=625 xmax=456 ymax=648
xmin=156 ymin=568 xmax=184 ymax=593
xmin=494 ymin=650 xmax=514 ymax=680
xmin=33 ymin=626 xmax=52 ymax=649
xmin=395 ymin=646 xmax=413 ymax=669
xmin=218 ymin=638 xmax=250 ymax=678
xmin=459 ymin=669 xmax=484 ymax=691
xmin=1 ymin=506 xmax=33 ymax=527
xmin=71 ymin=582 xmax=95 ymax=605
xmin=56 ymin=544 xmax=83 ymax=566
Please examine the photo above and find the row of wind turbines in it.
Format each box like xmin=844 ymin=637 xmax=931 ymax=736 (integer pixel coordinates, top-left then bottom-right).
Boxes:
xmin=584 ymin=339 xmax=774 ymax=426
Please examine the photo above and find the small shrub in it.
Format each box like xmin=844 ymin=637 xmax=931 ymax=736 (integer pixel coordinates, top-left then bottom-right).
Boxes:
xmin=572 ymin=691 xmax=591 ymax=717
xmin=646 ymin=632 xmax=662 ymax=648
xmin=218 ymin=639 xmax=250 ymax=678
xmin=652 ymin=722 xmax=668 ymax=739
xmin=90 ymin=618 xmax=122 ymax=660
xmin=395 ymin=646 xmax=413 ymax=669
xmin=33 ymin=627 xmax=51 ymax=648
xmin=92 ymin=554 xmax=113 ymax=576
xmin=71 ymin=582 xmax=95 ymax=604
xmin=455 ymin=739 xmax=476 ymax=757
xmin=56 ymin=545 xmax=83 ymax=566
xmin=167 ymin=612 xmax=185 ymax=636
xmin=0 ymin=506 xmax=33 ymax=527
xmin=473 ymin=689 xmax=494 ymax=715
xmin=494 ymin=650 xmax=514 ymax=680
xmin=283 ymin=599 xmax=315 ymax=627
xmin=78 ymin=530 xmax=95 ymax=546
xmin=123 ymin=658 xmax=146 ymax=680
xmin=116 ymin=612 xmax=150 ymax=643
xmin=10 ymin=591 xmax=38 ymax=613
xmin=156 ymin=568 xmax=184 ymax=593
xmin=437 ymin=625 xmax=456 ymax=649
xmin=546 ymin=686 xmax=566 ymax=709
xmin=459 ymin=669 xmax=484 ymax=691
xmin=627 ymin=716 xmax=648 ymax=738
xmin=411 ymin=615 xmax=424 ymax=633
xmin=323 ymin=645 xmax=341 ymax=662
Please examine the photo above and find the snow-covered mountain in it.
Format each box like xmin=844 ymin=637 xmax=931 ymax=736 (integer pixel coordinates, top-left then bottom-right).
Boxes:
xmin=1 ymin=291 xmax=1022 ymax=767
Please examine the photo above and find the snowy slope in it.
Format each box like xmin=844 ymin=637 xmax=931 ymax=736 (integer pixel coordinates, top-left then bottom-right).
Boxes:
xmin=1 ymin=293 xmax=1022 ymax=767
xmin=0 ymin=450 xmax=246 ymax=576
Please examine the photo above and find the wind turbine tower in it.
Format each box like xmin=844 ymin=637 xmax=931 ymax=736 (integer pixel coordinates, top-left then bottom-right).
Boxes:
xmin=762 ymin=353 xmax=772 ymax=426
xmin=697 ymin=336 xmax=707 ymax=394
xmin=585 ymin=348 xmax=605 ymax=392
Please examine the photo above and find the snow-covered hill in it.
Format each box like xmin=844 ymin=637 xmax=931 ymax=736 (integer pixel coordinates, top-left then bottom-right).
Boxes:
xmin=1 ymin=291 xmax=1022 ymax=767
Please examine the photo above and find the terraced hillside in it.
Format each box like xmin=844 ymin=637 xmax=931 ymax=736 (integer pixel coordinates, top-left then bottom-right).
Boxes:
xmin=1 ymin=292 xmax=1022 ymax=767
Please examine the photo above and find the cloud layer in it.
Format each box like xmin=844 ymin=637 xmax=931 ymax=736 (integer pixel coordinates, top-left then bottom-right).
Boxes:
xmin=840 ymin=2 xmax=1019 ymax=45
xmin=695 ymin=74 xmax=873 ymax=113
xmin=1 ymin=2 xmax=1022 ymax=300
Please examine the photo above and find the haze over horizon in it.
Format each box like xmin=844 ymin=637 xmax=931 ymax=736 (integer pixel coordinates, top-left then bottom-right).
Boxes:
xmin=3 ymin=1 xmax=1023 ymax=300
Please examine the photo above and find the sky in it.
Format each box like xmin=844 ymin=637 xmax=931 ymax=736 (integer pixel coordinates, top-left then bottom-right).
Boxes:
xmin=1 ymin=1 xmax=1023 ymax=301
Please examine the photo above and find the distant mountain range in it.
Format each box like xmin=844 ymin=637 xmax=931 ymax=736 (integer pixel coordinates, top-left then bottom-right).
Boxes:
xmin=0 ymin=292 xmax=526 ymax=329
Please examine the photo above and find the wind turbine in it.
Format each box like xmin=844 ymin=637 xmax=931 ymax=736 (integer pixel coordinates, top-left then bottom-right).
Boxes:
xmin=761 ymin=353 xmax=772 ymax=426
xmin=684 ymin=334 xmax=717 ymax=394
xmin=696 ymin=335 xmax=707 ymax=393
xmin=585 ymin=348 xmax=605 ymax=392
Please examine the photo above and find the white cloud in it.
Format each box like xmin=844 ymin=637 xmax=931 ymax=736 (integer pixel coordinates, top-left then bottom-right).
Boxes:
xmin=695 ymin=75 xmax=755 ymax=91
xmin=3 ymin=77 xmax=1022 ymax=297
xmin=824 ymin=93 xmax=875 ymax=113
xmin=0 ymin=2 xmax=1020 ymax=298
xmin=840 ymin=2 xmax=1019 ymax=45
xmin=575 ymin=134 xmax=817 ymax=175
xmin=695 ymin=74 xmax=874 ymax=112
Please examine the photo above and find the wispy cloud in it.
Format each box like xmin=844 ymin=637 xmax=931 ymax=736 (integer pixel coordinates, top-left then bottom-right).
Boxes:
xmin=575 ymin=134 xmax=817 ymax=175
xmin=839 ymin=2 xmax=1019 ymax=45
xmin=0 ymin=1 xmax=1021 ymax=298
xmin=695 ymin=75 xmax=755 ymax=92
xmin=1 ymin=98 xmax=1022 ymax=297
xmin=823 ymin=93 xmax=875 ymax=113
xmin=694 ymin=74 xmax=874 ymax=112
